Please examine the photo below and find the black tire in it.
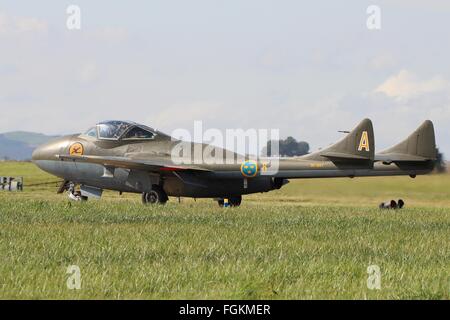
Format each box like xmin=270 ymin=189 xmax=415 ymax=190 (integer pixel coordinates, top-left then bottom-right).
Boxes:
xmin=142 ymin=185 xmax=168 ymax=205
xmin=229 ymin=196 xmax=242 ymax=207
xmin=217 ymin=196 xmax=242 ymax=207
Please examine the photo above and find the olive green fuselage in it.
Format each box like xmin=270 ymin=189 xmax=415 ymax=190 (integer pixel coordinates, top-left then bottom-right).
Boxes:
xmin=32 ymin=133 xmax=434 ymax=198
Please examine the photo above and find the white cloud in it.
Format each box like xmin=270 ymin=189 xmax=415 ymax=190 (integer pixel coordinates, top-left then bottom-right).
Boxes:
xmin=0 ymin=12 xmax=47 ymax=36
xmin=375 ymin=70 xmax=450 ymax=101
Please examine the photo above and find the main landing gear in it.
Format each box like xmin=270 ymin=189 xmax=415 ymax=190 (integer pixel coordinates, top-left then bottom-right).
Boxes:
xmin=142 ymin=185 xmax=168 ymax=205
xmin=217 ymin=196 xmax=242 ymax=207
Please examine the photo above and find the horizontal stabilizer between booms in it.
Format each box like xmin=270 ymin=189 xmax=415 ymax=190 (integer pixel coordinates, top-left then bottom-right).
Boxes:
xmin=376 ymin=120 xmax=437 ymax=162
xmin=319 ymin=151 xmax=372 ymax=160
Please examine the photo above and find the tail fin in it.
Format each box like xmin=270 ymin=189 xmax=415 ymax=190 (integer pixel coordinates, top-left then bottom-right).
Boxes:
xmin=376 ymin=120 xmax=437 ymax=162
xmin=304 ymin=118 xmax=375 ymax=161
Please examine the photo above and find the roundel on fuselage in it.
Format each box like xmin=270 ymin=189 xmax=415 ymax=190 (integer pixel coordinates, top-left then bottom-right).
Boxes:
xmin=240 ymin=160 xmax=258 ymax=178
xmin=69 ymin=142 xmax=84 ymax=156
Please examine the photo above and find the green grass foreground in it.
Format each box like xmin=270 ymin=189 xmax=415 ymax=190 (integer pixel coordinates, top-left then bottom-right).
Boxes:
xmin=0 ymin=161 xmax=449 ymax=299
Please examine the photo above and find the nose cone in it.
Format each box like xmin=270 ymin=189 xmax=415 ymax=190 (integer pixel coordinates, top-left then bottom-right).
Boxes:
xmin=32 ymin=135 xmax=78 ymax=176
xmin=32 ymin=141 xmax=56 ymax=162
xmin=32 ymin=135 xmax=74 ymax=162
xmin=31 ymin=145 xmax=45 ymax=161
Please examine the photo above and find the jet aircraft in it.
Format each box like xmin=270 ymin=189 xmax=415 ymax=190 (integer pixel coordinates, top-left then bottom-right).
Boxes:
xmin=32 ymin=119 xmax=437 ymax=206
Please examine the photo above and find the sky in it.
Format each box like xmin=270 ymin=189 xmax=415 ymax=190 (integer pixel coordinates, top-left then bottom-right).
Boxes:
xmin=0 ymin=0 xmax=449 ymax=155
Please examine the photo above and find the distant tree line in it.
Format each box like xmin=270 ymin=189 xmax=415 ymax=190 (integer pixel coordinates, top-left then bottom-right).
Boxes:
xmin=262 ymin=137 xmax=310 ymax=157
xmin=435 ymin=148 xmax=446 ymax=173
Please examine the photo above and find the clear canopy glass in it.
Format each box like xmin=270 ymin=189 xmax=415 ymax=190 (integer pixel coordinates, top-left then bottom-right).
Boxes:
xmin=82 ymin=120 xmax=156 ymax=140
xmin=122 ymin=126 xmax=154 ymax=140
xmin=97 ymin=121 xmax=134 ymax=139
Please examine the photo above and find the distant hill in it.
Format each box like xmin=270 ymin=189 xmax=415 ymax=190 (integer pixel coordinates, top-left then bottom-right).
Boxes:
xmin=0 ymin=131 xmax=59 ymax=161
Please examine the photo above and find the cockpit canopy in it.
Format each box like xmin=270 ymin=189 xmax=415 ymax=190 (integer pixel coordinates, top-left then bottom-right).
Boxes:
xmin=83 ymin=120 xmax=158 ymax=140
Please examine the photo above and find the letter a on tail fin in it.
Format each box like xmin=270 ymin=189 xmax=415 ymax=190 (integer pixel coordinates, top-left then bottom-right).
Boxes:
xmin=358 ymin=130 xmax=370 ymax=151
xmin=304 ymin=118 xmax=375 ymax=161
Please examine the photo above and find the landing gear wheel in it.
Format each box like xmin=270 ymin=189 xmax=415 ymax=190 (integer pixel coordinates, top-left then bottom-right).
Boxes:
xmin=68 ymin=191 xmax=87 ymax=201
xmin=67 ymin=183 xmax=87 ymax=202
xmin=142 ymin=185 xmax=168 ymax=205
xmin=217 ymin=196 xmax=242 ymax=207
xmin=229 ymin=196 xmax=242 ymax=207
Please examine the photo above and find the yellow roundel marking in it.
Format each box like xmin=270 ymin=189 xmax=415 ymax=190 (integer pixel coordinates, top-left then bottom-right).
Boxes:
xmin=69 ymin=142 xmax=84 ymax=156
xmin=240 ymin=160 xmax=258 ymax=178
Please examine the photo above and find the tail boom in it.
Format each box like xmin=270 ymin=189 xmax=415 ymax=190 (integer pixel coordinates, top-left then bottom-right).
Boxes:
xmin=274 ymin=158 xmax=434 ymax=179
xmin=272 ymin=119 xmax=437 ymax=179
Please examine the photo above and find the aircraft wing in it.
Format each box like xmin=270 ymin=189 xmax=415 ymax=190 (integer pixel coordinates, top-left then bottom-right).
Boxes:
xmin=57 ymin=154 xmax=211 ymax=172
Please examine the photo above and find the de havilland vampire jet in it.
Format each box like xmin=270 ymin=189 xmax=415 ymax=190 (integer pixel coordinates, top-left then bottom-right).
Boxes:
xmin=32 ymin=119 xmax=437 ymax=206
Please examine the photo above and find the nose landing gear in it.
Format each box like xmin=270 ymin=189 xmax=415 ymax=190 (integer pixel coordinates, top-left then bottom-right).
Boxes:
xmin=67 ymin=182 xmax=88 ymax=201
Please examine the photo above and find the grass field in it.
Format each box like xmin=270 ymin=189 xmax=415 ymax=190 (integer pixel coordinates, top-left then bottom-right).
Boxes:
xmin=0 ymin=161 xmax=449 ymax=299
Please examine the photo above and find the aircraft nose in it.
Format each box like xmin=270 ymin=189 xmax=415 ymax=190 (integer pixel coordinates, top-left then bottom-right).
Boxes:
xmin=32 ymin=141 xmax=58 ymax=174
xmin=32 ymin=135 xmax=76 ymax=176
xmin=32 ymin=142 xmax=54 ymax=162
xmin=31 ymin=144 xmax=44 ymax=161
xmin=32 ymin=135 xmax=73 ymax=162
